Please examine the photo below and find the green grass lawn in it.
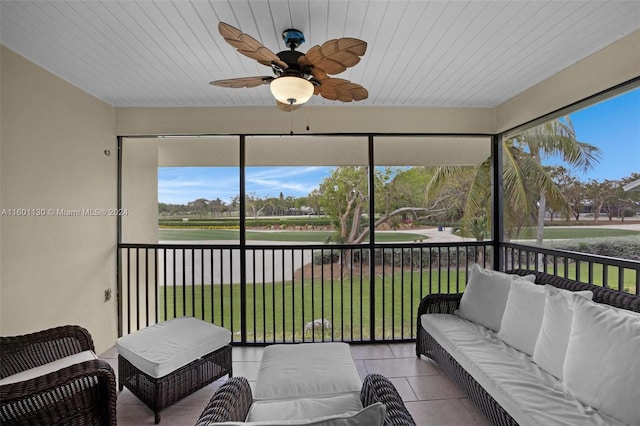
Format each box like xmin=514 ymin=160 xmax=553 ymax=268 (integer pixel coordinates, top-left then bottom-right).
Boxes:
xmin=542 ymin=262 xmax=637 ymax=294
xmin=156 ymin=262 xmax=637 ymax=343
xmin=159 ymin=226 xmax=640 ymax=242
xmin=158 ymin=269 xmax=470 ymax=343
xmin=158 ymin=228 xmax=427 ymax=242
xmin=513 ymin=227 xmax=640 ymax=239
xmin=152 ymin=225 xmax=638 ymax=343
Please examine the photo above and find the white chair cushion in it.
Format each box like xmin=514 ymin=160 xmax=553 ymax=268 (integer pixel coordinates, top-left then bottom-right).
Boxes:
xmin=247 ymin=394 xmax=363 ymax=422
xmin=563 ymin=295 xmax=640 ymax=426
xmin=254 ymin=343 xmax=361 ymax=400
xmin=209 ymin=402 xmax=385 ymax=426
xmin=455 ymin=264 xmax=534 ymax=332
xmin=115 ymin=317 xmax=231 ymax=378
xmin=532 ymin=285 xmax=593 ymax=379
xmin=0 ymin=350 xmax=97 ymax=385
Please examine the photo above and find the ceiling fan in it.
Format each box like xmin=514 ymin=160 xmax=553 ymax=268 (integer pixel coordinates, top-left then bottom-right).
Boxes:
xmin=210 ymin=22 xmax=368 ymax=111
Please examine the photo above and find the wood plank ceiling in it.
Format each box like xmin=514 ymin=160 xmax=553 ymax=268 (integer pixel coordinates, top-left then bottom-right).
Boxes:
xmin=1 ymin=0 xmax=638 ymax=108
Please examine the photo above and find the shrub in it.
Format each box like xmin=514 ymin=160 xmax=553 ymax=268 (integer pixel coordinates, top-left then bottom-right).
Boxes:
xmin=544 ymin=235 xmax=640 ymax=261
xmin=311 ymin=246 xmax=487 ymax=268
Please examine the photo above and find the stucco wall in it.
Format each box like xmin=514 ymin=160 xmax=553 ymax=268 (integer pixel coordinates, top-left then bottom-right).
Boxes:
xmin=496 ymin=30 xmax=640 ymax=134
xmin=0 ymin=46 xmax=118 ymax=353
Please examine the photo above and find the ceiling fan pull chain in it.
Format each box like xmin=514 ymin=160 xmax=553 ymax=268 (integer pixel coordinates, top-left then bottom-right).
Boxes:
xmin=290 ymin=112 xmax=294 ymax=136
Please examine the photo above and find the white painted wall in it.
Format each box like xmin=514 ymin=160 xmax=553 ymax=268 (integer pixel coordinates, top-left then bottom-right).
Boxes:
xmin=0 ymin=46 xmax=118 ymax=353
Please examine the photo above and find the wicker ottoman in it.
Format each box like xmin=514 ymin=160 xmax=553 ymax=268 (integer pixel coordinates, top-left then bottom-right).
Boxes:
xmin=116 ymin=317 xmax=232 ymax=424
xmin=254 ymin=342 xmax=362 ymax=401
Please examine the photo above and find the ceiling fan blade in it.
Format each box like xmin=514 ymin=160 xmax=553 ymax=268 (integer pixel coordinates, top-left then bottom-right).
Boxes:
xmin=218 ymin=22 xmax=288 ymax=69
xmin=317 ymin=77 xmax=368 ymax=102
xmin=300 ymin=38 xmax=367 ymax=75
xmin=210 ymin=76 xmax=273 ymax=88
xmin=277 ymin=101 xmax=303 ymax=112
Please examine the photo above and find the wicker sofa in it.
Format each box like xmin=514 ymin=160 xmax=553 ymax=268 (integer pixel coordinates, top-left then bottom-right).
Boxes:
xmin=194 ymin=374 xmax=415 ymax=425
xmin=0 ymin=325 xmax=117 ymax=426
xmin=416 ymin=268 xmax=640 ymax=426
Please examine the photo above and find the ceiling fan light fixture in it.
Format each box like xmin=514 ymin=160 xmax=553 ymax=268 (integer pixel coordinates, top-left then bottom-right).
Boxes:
xmin=270 ymin=76 xmax=314 ymax=105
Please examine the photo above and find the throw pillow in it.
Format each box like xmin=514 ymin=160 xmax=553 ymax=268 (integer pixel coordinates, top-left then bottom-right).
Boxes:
xmin=497 ymin=279 xmax=546 ymax=356
xmin=455 ymin=264 xmax=534 ymax=331
xmin=209 ymin=402 xmax=385 ymax=425
xmin=563 ymin=295 xmax=640 ymax=426
xmin=532 ymin=285 xmax=592 ymax=379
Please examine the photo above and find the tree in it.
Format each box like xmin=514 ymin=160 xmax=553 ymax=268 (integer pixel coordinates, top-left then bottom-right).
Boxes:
xmin=543 ymin=166 xmax=573 ymax=221
xmin=585 ymin=179 xmax=617 ymax=223
xmin=316 ymin=166 xmax=446 ymax=245
xmin=510 ymin=117 xmax=600 ymax=245
xmin=317 ymin=166 xmax=371 ymax=244
xmin=244 ymin=193 xmax=268 ymax=219
xmin=428 ymin=117 xmax=600 ymax=243
xmin=619 ymin=173 xmax=640 ymax=220
xmin=562 ymin=176 xmax=587 ymax=221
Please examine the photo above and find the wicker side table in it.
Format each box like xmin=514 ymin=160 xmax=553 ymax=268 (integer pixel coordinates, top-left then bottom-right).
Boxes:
xmin=116 ymin=317 xmax=232 ymax=424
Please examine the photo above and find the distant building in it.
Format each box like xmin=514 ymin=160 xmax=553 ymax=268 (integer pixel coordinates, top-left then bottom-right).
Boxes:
xmin=623 ymin=178 xmax=640 ymax=192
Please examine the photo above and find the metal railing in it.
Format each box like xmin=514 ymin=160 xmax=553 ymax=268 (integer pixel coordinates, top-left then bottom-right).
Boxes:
xmin=118 ymin=242 xmax=490 ymax=342
xmin=118 ymin=241 xmax=639 ymax=343
xmin=500 ymin=242 xmax=640 ymax=295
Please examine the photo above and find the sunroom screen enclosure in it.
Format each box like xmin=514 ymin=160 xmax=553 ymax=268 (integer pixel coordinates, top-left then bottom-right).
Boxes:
xmin=118 ymin=130 xmax=640 ymax=343
xmin=119 ymin=134 xmax=495 ymax=342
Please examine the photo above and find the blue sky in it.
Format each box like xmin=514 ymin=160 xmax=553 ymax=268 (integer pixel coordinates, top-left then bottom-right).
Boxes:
xmin=551 ymin=87 xmax=640 ymax=181
xmin=159 ymin=166 xmax=330 ymax=204
xmin=159 ymin=89 xmax=639 ymax=205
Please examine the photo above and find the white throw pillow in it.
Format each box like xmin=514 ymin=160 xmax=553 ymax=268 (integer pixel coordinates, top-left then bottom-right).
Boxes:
xmin=563 ymin=295 xmax=640 ymax=426
xmin=532 ymin=285 xmax=593 ymax=379
xmin=455 ymin=264 xmax=534 ymax=331
xmin=209 ymin=402 xmax=385 ymax=426
xmin=497 ymin=279 xmax=546 ymax=356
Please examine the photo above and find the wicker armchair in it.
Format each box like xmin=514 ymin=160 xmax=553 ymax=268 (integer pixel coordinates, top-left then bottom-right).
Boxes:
xmin=0 ymin=325 xmax=117 ymax=426
xmin=195 ymin=374 xmax=416 ymax=426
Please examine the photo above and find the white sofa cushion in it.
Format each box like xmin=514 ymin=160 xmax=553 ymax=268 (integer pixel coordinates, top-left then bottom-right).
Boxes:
xmin=421 ymin=313 xmax=626 ymax=426
xmin=497 ymin=279 xmax=546 ymax=356
xmin=532 ymin=285 xmax=593 ymax=379
xmin=455 ymin=264 xmax=534 ymax=332
xmin=247 ymin=394 xmax=363 ymax=422
xmin=0 ymin=350 xmax=97 ymax=385
xmin=209 ymin=402 xmax=385 ymax=426
xmin=254 ymin=343 xmax=361 ymax=401
xmin=116 ymin=317 xmax=231 ymax=378
xmin=563 ymin=295 xmax=640 ymax=426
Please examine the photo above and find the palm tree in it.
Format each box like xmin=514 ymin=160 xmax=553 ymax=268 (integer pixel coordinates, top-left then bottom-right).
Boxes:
xmin=511 ymin=117 xmax=600 ymax=245
xmin=427 ymin=117 xmax=600 ymax=245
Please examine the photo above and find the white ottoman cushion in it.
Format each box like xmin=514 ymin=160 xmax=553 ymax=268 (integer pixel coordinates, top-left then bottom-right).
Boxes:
xmin=247 ymin=394 xmax=363 ymax=422
xmin=116 ymin=317 xmax=231 ymax=378
xmin=209 ymin=402 xmax=385 ymax=425
xmin=254 ymin=343 xmax=361 ymax=400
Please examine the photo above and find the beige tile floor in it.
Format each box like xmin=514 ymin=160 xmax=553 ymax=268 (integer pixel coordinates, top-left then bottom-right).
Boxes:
xmin=100 ymin=342 xmax=490 ymax=426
